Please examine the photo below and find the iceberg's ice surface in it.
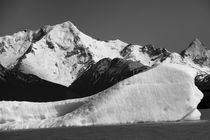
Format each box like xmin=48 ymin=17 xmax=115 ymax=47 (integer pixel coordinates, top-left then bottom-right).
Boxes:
xmin=0 ymin=64 xmax=203 ymax=131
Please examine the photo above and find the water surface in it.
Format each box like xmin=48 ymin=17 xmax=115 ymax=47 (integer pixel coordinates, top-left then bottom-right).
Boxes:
xmin=0 ymin=109 xmax=209 ymax=140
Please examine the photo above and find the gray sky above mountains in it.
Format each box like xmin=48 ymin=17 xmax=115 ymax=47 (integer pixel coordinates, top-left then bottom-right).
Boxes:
xmin=0 ymin=0 xmax=210 ymax=52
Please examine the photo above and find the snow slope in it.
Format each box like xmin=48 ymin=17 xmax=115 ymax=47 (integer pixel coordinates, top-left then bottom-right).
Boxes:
xmin=0 ymin=64 xmax=203 ymax=131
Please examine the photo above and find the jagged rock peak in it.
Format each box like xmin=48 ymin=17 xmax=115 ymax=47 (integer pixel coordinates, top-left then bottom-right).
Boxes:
xmin=142 ymin=44 xmax=170 ymax=57
xmin=181 ymin=38 xmax=207 ymax=55
xmin=180 ymin=38 xmax=210 ymax=67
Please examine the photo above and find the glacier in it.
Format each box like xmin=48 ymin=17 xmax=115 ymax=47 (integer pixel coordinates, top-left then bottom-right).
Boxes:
xmin=0 ymin=64 xmax=203 ymax=131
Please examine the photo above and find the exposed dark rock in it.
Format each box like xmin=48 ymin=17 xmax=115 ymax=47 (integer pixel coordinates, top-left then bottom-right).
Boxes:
xmin=68 ymin=58 xmax=149 ymax=97
xmin=120 ymin=44 xmax=133 ymax=58
xmin=195 ymin=74 xmax=210 ymax=109
xmin=0 ymin=64 xmax=70 ymax=102
xmin=142 ymin=44 xmax=170 ymax=58
xmin=0 ymin=58 xmax=149 ymax=101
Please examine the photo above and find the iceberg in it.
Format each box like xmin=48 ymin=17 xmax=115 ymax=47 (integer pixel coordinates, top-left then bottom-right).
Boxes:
xmin=0 ymin=64 xmax=203 ymax=131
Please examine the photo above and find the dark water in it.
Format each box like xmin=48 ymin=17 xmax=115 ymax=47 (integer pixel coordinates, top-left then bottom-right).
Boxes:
xmin=1 ymin=109 xmax=210 ymax=140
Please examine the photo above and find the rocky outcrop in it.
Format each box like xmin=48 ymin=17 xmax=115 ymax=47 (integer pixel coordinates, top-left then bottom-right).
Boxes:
xmin=120 ymin=44 xmax=171 ymax=66
xmin=68 ymin=58 xmax=149 ymax=97
xmin=195 ymin=74 xmax=210 ymax=108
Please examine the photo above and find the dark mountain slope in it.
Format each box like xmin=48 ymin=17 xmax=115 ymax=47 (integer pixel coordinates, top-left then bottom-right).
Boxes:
xmin=68 ymin=58 xmax=149 ymax=97
xmin=0 ymin=65 xmax=69 ymax=102
xmin=195 ymin=74 xmax=210 ymax=109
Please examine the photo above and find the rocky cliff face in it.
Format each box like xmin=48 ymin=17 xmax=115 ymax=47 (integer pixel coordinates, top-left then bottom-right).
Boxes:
xmin=195 ymin=74 xmax=210 ymax=108
xmin=68 ymin=58 xmax=149 ymax=97
xmin=0 ymin=21 xmax=210 ymax=108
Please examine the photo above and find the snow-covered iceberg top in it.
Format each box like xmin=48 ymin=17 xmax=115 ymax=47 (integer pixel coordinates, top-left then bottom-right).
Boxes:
xmin=0 ymin=63 xmax=203 ymax=131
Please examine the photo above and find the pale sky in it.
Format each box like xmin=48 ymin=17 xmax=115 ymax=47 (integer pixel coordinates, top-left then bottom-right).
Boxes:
xmin=0 ymin=0 xmax=210 ymax=52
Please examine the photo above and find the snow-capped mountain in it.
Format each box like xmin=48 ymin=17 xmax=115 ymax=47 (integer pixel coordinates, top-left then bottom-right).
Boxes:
xmin=0 ymin=21 xmax=127 ymax=87
xmin=0 ymin=21 xmax=210 ymax=130
xmin=1 ymin=21 xmax=209 ymax=87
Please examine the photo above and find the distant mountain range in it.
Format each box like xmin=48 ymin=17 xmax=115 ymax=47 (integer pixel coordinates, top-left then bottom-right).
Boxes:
xmin=0 ymin=21 xmax=210 ymax=108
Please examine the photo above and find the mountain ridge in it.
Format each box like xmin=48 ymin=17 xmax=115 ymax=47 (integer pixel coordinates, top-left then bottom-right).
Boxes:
xmin=0 ymin=20 xmax=210 ymax=108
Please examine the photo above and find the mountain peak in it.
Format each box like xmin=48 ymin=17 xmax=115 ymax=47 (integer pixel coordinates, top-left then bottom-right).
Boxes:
xmin=0 ymin=20 xmax=210 ymax=86
xmin=193 ymin=38 xmax=202 ymax=44
xmin=189 ymin=38 xmax=204 ymax=48
xmin=0 ymin=20 xmax=127 ymax=86
xmin=180 ymin=38 xmax=210 ymax=66
xmin=180 ymin=38 xmax=207 ymax=55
